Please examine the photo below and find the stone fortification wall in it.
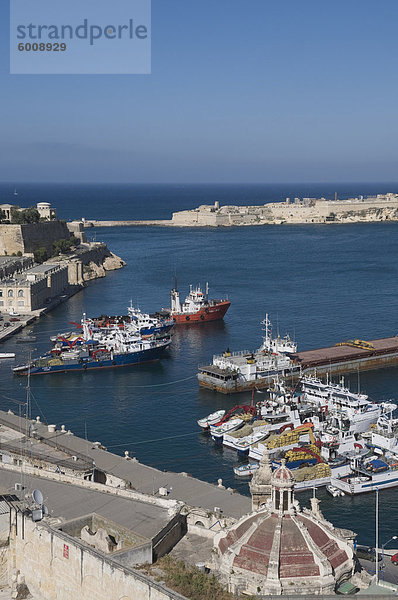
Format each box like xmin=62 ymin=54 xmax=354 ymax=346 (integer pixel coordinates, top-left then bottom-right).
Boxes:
xmin=0 ymin=221 xmax=71 ymax=255
xmin=171 ymin=197 xmax=398 ymax=226
xmin=48 ymin=242 xmax=126 ymax=285
xmin=9 ymin=511 xmax=188 ymax=600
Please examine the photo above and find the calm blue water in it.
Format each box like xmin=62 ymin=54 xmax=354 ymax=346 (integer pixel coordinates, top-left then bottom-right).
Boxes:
xmin=1 ymin=182 xmax=398 ymax=547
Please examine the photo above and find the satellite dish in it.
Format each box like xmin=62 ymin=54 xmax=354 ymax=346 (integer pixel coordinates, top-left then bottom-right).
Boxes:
xmin=32 ymin=489 xmax=43 ymax=505
xmin=42 ymin=504 xmax=49 ymax=516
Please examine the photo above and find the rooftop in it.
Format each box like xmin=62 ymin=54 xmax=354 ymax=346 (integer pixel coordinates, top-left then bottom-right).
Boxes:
xmin=0 ymin=410 xmax=252 ymax=519
xmin=0 ymin=468 xmax=171 ymax=540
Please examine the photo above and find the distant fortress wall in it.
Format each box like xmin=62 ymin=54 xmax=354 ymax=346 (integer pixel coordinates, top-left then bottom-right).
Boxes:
xmin=0 ymin=221 xmax=71 ymax=255
xmin=171 ymin=194 xmax=398 ymax=226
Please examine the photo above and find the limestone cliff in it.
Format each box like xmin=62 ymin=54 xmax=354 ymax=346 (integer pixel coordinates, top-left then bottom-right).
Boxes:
xmin=49 ymin=242 xmax=126 ymax=285
xmin=83 ymin=250 xmax=126 ymax=282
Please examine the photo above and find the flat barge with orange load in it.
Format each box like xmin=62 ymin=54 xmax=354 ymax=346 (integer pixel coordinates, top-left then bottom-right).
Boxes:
xmin=198 ymin=329 xmax=398 ymax=394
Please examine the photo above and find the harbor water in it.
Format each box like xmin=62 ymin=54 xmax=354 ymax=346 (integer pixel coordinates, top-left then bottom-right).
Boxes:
xmin=1 ymin=182 xmax=398 ymax=547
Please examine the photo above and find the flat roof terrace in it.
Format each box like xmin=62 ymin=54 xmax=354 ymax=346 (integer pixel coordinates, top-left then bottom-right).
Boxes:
xmin=0 ymin=410 xmax=252 ymax=519
xmin=0 ymin=468 xmax=172 ymax=540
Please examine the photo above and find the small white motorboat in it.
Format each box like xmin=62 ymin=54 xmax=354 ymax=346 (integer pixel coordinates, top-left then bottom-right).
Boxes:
xmin=0 ymin=353 xmax=16 ymax=359
xmin=326 ymin=484 xmax=345 ymax=497
xmin=197 ymin=409 xmax=226 ymax=430
xmin=233 ymin=462 xmax=259 ymax=477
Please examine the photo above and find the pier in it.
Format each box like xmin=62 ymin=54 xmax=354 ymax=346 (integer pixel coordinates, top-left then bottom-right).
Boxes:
xmin=198 ymin=336 xmax=398 ymax=394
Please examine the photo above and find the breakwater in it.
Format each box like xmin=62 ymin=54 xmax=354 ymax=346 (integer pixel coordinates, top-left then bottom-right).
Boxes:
xmin=81 ymin=192 xmax=398 ymax=228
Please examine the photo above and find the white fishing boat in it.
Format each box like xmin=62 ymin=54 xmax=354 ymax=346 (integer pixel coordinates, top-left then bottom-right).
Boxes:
xmin=331 ymin=455 xmax=398 ymax=495
xmin=223 ymin=425 xmax=270 ymax=453
xmin=197 ymin=409 xmax=226 ymax=430
xmin=301 ymin=374 xmax=396 ymax=434
xmin=0 ymin=353 xmax=16 ymax=359
xmin=210 ymin=418 xmax=244 ymax=443
xmin=198 ymin=315 xmax=300 ymax=393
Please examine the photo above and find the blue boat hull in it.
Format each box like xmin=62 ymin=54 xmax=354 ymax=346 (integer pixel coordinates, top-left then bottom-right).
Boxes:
xmin=15 ymin=346 xmax=167 ymax=376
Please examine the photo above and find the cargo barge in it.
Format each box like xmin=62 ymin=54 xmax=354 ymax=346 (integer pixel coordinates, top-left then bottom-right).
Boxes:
xmin=198 ymin=328 xmax=398 ymax=394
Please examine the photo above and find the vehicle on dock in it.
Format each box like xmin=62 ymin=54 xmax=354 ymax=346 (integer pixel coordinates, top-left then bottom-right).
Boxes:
xmin=355 ymin=545 xmax=382 ymax=562
xmin=160 ymin=281 xmax=230 ymax=324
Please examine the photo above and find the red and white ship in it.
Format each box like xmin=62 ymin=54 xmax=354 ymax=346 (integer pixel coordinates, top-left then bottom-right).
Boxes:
xmin=166 ymin=282 xmax=230 ymax=324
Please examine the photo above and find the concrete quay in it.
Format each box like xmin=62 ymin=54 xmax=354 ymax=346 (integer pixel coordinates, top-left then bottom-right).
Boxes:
xmin=0 ymin=410 xmax=251 ymax=520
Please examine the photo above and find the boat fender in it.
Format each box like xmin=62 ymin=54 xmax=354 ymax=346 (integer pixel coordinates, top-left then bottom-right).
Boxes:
xmin=205 ymin=308 xmax=209 ymax=314
xmin=186 ymin=316 xmax=190 ymax=321
xmin=200 ymin=315 xmax=205 ymax=320
xmin=83 ymin=363 xmax=87 ymax=370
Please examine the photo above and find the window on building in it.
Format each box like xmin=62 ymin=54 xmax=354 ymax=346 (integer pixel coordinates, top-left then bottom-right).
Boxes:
xmin=7 ymin=290 xmax=13 ymax=298
xmin=8 ymin=300 xmax=13 ymax=306
xmin=0 ymin=301 xmax=3 ymax=306
xmin=17 ymin=290 xmax=24 ymax=297
xmin=17 ymin=301 xmax=24 ymax=307
xmin=0 ymin=290 xmax=2 ymax=297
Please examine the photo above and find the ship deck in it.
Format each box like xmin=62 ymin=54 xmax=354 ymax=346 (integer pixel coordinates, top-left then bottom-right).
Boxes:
xmin=291 ymin=336 xmax=398 ymax=371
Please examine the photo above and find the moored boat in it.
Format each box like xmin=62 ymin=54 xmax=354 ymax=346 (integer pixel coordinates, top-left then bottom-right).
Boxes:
xmin=233 ymin=462 xmax=259 ymax=477
xmin=326 ymin=484 xmax=345 ymax=497
xmin=197 ymin=409 xmax=226 ymax=430
xmin=13 ymin=326 xmax=171 ymax=376
xmin=330 ymin=454 xmax=398 ymax=495
xmin=163 ymin=281 xmax=230 ymax=324
xmin=210 ymin=418 xmax=244 ymax=443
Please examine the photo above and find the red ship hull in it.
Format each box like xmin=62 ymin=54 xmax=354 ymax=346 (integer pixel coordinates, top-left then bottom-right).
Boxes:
xmin=172 ymin=300 xmax=230 ymax=324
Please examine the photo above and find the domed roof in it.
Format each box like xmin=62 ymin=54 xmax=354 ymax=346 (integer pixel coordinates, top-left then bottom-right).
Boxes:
xmin=214 ymin=460 xmax=355 ymax=596
xmin=271 ymin=458 xmax=295 ymax=487
xmin=215 ymin=507 xmax=354 ymax=596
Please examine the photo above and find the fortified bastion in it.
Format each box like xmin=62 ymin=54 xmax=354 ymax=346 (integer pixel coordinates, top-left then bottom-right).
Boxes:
xmin=171 ymin=193 xmax=398 ymax=226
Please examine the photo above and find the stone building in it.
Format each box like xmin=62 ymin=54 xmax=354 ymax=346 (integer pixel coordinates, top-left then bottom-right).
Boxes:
xmin=213 ymin=459 xmax=355 ymax=596
xmin=0 ymin=263 xmax=69 ymax=312
xmin=0 ymin=201 xmax=56 ymax=221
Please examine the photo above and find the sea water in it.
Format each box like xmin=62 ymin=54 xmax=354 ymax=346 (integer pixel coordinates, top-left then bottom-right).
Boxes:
xmin=1 ymin=182 xmax=398 ymax=547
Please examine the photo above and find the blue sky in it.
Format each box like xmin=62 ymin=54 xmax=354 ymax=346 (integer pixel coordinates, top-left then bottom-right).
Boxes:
xmin=1 ymin=0 xmax=398 ymax=183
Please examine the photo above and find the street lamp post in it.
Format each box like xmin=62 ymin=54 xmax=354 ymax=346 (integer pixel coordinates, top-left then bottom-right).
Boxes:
xmin=375 ymin=487 xmax=379 ymax=584
xmin=382 ymin=535 xmax=398 ymax=576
